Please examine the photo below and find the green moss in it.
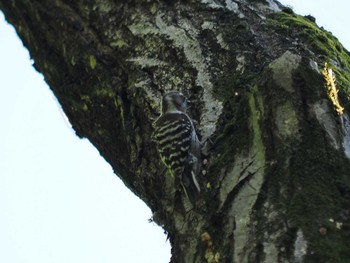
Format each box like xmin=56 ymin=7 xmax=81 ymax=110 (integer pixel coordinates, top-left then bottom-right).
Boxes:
xmin=94 ymin=88 xmax=115 ymax=98
xmin=128 ymin=22 xmax=159 ymax=35
xmin=150 ymin=4 xmax=157 ymax=15
xmin=209 ymin=94 xmax=250 ymax=171
xmin=89 ymin=55 xmax=97 ymax=69
xmin=287 ymin=118 xmax=350 ymax=263
xmin=304 ymin=15 xmax=316 ymax=23
xmin=82 ymin=103 xmax=88 ymax=111
xmin=97 ymin=129 xmax=105 ymax=136
xmin=268 ymin=12 xmax=350 ymax=70
xmin=248 ymin=85 xmax=265 ymax=156
xmin=70 ymin=56 xmax=76 ymax=66
xmin=208 ymin=82 xmax=265 ymax=196
xmin=275 ymin=101 xmax=299 ymax=138
xmin=259 ymin=117 xmax=350 ymax=262
xmin=208 ymin=67 xmax=261 ymax=179
xmin=110 ymin=39 xmax=128 ymax=48
xmin=80 ymin=94 xmax=91 ymax=102
xmin=114 ymin=95 xmax=126 ymax=130
xmin=253 ymin=53 xmax=350 ymax=260
xmin=281 ymin=7 xmax=294 ymax=15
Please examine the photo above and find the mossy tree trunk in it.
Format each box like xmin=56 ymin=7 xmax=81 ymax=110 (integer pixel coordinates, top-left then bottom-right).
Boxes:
xmin=2 ymin=0 xmax=350 ymax=262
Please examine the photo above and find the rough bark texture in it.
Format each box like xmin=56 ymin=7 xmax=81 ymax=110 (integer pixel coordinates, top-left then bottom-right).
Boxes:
xmin=2 ymin=0 xmax=350 ymax=262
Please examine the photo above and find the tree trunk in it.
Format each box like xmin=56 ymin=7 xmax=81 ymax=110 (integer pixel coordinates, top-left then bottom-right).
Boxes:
xmin=2 ymin=0 xmax=350 ymax=262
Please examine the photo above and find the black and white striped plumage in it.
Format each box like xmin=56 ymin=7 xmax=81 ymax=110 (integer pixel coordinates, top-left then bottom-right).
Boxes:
xmin=153 ymin=92 xmax=201 ymax=203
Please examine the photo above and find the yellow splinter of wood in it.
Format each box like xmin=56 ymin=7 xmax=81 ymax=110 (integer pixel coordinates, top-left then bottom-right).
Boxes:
xmin=322 ymin=63 xmax=344 ymax=115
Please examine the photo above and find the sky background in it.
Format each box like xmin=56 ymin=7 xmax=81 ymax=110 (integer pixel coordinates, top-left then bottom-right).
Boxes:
xmin=0 ymin=1 xmax=349 ymax=262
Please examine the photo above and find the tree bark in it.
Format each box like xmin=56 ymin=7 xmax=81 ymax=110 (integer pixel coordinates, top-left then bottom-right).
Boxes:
xmin=2 ymin=0 xmax=350 ymax=262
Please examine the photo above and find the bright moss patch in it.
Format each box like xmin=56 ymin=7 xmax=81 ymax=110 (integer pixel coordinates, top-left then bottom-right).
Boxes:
xmin=268 ymin=12 xmax=350 ymax=67
xmin=268 ymin=11 xmax=350 ymax=113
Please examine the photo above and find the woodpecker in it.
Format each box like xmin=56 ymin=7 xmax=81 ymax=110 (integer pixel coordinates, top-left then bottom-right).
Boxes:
xmin=153 ymin=92 xmax=201 ymax=203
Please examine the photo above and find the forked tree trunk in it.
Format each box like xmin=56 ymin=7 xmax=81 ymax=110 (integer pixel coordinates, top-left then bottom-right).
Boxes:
xmin=2 ymin=0 xmax=350 ymax=262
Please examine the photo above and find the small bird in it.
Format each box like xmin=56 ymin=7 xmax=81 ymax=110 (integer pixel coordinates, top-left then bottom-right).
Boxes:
xmin=153 ymin=92 xmax=201 ymax=203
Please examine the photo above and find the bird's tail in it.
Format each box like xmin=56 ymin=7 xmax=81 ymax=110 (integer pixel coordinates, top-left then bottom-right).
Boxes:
xmin=181 ymin=161 xmax=201 ymax=204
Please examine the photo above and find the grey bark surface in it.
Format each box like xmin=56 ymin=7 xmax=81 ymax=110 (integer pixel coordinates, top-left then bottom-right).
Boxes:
xmin=2 ymin=0 xmax=350 ymax=262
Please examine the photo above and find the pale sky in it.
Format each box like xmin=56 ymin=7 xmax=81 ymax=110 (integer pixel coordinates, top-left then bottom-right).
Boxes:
xmin=0 ymin=1 xmax=349 ymax=262
xmin=0 ymin=11 xmax=170 ymax=263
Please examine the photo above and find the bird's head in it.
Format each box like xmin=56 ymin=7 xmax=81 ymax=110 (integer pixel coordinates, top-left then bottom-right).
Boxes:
xmin=161 ymin=92 xmax=188 ymax=114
